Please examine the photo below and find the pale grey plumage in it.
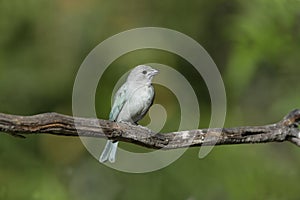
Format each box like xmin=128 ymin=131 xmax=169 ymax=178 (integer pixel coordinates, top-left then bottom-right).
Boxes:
xmin=99 ymin=65 xmax=158 ymax=163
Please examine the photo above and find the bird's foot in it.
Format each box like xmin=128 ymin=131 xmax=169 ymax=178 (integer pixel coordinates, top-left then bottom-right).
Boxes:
xmin=119 ymin=121 xmax=135 ymax=126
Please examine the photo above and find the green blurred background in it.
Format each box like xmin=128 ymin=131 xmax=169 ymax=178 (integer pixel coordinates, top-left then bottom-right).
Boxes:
xmin=1 ymin=0 xmax=300 ymax=199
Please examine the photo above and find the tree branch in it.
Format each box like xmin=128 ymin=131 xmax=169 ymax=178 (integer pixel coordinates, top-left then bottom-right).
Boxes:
xmin=0 ymin=109 xmax=300 ymax=149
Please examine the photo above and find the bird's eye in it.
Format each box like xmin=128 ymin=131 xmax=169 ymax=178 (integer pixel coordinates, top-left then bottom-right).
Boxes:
xmin=142 ymin=70 xmax=147 ymax=74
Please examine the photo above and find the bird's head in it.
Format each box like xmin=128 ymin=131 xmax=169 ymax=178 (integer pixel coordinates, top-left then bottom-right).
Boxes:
xmin=127 ymin=65 xmax=159 ymax=83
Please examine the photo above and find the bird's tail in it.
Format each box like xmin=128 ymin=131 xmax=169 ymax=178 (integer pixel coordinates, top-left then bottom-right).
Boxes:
xmin=99 ymin=140 xmax=119 ymax=163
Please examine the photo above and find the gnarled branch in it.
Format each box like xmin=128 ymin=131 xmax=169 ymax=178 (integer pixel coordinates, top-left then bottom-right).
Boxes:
xmin=0 ymin=109 xmax=300 ymax=149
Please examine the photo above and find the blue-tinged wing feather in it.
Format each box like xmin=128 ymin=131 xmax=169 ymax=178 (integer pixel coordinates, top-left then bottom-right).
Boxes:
xmin=109 ymin=83 xmax=128 ymax=121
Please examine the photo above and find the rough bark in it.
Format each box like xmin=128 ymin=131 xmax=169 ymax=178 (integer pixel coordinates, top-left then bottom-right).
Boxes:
xmin=1 ymin=109 xmax=300 ymax=149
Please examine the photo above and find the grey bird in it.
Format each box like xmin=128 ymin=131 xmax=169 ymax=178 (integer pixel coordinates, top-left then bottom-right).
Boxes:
xmin=99 ymin=65 xmax=159 ymax=163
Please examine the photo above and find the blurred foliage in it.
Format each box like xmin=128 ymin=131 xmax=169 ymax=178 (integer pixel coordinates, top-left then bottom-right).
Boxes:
xmin=1 ymin=0 xmax=300 ymax=199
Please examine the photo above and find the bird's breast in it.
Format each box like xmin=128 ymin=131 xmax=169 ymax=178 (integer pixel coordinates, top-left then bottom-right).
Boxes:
xmin=117 ymin=85 xmax=154 ymax=123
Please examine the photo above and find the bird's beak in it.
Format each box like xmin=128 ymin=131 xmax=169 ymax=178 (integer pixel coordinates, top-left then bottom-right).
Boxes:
xmin=150 ymin=69 xmax=159 ymax=76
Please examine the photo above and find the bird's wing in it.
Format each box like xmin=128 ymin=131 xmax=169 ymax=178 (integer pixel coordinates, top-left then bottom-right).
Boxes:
xmin=109 ymin=83 xmax=128 ymax=121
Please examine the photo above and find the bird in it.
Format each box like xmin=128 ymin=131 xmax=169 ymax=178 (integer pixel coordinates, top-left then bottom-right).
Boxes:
xmin=99 ymin=65 xmax=159 ymax=163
